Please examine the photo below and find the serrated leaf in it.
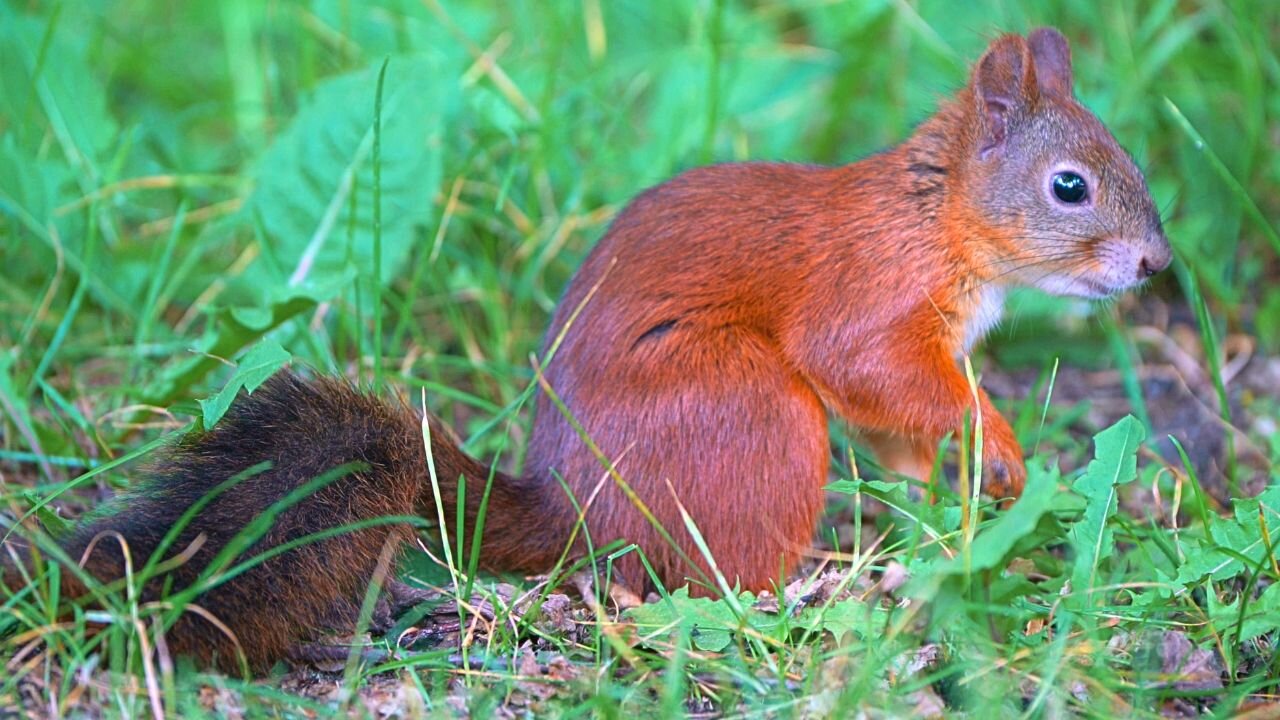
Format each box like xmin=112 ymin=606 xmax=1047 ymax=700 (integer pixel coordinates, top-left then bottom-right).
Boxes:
xmin=625 ymin=588 xmax=756 ymax=652
xmin=624 ymin=587 xmax=884 ymax=652
xmin=1239 ymin=582 xmax=1280 ymax=642
xmin=1202 ymin=587 xmax=1280 ymax=646
xmin=1173 ymin=485 xmax=1280 ymax=587
xmin=144 ymin=270 xmax=352 ymax=405
xmin=808 ymin=596 xmax=890 ymax=643
xmin=824 ymin=476 xmax=949 ymax=541
xmin=22 ymin=491 xmax=72 ymax=538
xmin=1068 ymin=415 xmax=1145 ymax=607
xmin=242 ymin=54 xmax=458 ymax=291
xmin=826 ymin=478 xmax=900 ymax=496
xmin=198 ymin=340 xmax=291 ymax=428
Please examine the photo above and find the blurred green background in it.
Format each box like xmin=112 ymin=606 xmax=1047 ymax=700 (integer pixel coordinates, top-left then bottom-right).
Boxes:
xmin=0 ymin=0 xmax=1276 ymax=467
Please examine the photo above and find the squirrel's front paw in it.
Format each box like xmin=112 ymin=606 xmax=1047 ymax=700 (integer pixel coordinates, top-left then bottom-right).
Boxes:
xmin=982 ymin=425 xmax=1026 ymax=500
xmin=985 ymin=454 xmax=1027 ymax=500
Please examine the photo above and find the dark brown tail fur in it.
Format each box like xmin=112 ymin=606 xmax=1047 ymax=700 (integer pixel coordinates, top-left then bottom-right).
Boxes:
xmin=1 ymin=371 xmax=572 ymax=674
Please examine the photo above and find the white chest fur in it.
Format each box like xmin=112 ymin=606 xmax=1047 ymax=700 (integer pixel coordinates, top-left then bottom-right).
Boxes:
xmin=961 ymin=286 xmax=1006 ymax=355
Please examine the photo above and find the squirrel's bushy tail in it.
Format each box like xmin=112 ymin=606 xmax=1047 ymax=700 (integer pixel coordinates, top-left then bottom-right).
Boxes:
xmin=1 ymin=371 xmax=572 ymax=673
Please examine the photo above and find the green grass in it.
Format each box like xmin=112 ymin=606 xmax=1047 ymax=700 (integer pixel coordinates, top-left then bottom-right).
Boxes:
xmin=2 ymin=0 xmax=1279 ymax=716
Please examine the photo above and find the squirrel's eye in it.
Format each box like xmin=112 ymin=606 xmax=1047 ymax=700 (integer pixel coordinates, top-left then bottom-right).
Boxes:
xmin=1051 ymin=171 xmax=1088 ymax=204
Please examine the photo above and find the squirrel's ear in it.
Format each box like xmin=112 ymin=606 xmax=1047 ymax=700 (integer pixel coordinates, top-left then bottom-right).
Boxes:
xmin=1028 ymin=27 xmax=1073 ymax=97
xmin=972 ymin=33 xmax=1036 ymax=157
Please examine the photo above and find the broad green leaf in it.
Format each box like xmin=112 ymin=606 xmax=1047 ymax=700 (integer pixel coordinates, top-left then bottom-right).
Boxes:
xmin=1068 ymin=415 xmax=1146 ymax=607
xmin=948 ymin=463 xmax=1061 ymax=574
xmin=0 ymin=8 xmax=112 ymax=279
xmin=242 ymin=54 xmax=458 ymax=292
xmin=905 ymin=462 xmax=1063 ymax=612
xmin=198 ymin=339 xmax=292 ymax=428
xmin=0 ymin=7 xmax=117 ymax=167
xmin=0 ymin=141 xmax=66 ymax=234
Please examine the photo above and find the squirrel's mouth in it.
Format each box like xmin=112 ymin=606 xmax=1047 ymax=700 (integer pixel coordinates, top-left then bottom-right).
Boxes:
xmin=1031 ymin=235 xmax=1166 ymax=299
xmin=1033 ymin=272 xmax=1123 ymax=300
xmin=1076 ymin=276 xmax=1121 ymax=298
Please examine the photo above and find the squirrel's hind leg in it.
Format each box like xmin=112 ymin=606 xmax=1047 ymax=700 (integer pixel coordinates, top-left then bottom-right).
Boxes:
xmin=560 ymin=324 xmax=831 ymax=595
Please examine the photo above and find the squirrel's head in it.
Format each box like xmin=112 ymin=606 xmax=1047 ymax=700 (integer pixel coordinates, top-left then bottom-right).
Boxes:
xmin=956 ymin=28 xmax=1171 ymax=298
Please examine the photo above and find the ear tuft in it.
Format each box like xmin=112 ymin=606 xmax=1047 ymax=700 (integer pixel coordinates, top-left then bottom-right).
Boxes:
xmin=972 ymin=34 xmax=1036 ymax=157
xmin=1027 ymin=27 xmax=1074 ymax=97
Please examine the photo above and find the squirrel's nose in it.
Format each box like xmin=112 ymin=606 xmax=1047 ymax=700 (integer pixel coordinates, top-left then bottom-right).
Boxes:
xmin=1138 ymin=237 xmax=1172 ymax=278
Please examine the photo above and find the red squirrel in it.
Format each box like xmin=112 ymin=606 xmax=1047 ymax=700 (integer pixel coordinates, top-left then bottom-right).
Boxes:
xmin=2 ymin=29 xmax=1170 ymax=673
